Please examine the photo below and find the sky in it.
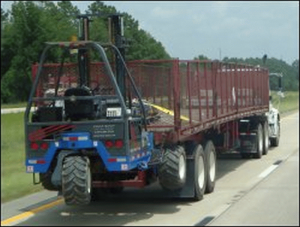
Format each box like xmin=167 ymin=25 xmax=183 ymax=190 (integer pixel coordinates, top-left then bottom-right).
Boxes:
xmin=1 ymin=1 xmax=299 ymax=65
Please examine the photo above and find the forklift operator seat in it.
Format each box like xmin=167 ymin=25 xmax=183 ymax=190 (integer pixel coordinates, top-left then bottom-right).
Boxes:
xmin=64 ymin=86 xmax=94 ymax=120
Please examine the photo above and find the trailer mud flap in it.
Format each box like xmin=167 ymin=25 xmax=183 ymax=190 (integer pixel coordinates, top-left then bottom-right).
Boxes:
xmin=239 ymin=133 xmax=257 ymax=153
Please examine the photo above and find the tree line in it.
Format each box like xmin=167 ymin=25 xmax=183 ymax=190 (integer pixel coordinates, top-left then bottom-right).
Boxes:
xmin=1 ymin=1 xmax=298 ymax=104
xmin=195 ymin=55 xmax=299 ymax=92
xmin=1 ymin=1 xmax=171 ymax=103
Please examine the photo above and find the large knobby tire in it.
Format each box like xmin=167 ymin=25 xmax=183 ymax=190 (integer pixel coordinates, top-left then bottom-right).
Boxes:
xmin=62 ymin=156 xmax=92 ymax=205
xmin=193 ymin=145 xmax=207 ymax=201
xmin=203 ymin=140 xmax=216 ymax=194
xmin=270 ymin=119 xmax=280 ymax=147
xmin=158 ymin=145 xmax=186 ymax=191
xmin=254 ymin=123 xmax=263 ymax=159
xmin=262 ymin=120 xmax=269 ymax=155
xmin=40 ymin=171 xmax=60 ymax=191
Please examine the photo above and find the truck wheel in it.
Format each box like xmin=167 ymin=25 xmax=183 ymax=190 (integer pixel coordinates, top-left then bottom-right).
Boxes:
xmin=270 ymin=119 xmax=280 ymax=147
xmin=262 ymin=120 xmax=269 ymax=155
xmin=254 ymin=123 xmax=263 ymax=159
xmin=62 ymin=156 xmax=92 ymax=205
xmin=193 ymin=145 xmax=207 ymax=201
xmin=158 ymin=145 xmax=186 ymax=191
xmin=203 ymin=141 xmax=216 ymax=194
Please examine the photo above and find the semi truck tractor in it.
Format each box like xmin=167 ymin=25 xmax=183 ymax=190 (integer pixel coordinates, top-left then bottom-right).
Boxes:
xmin=24 ymin=14 xmax=281 ymax=205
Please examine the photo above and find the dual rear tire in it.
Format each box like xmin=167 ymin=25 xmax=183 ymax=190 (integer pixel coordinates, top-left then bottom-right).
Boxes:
xmin=158 ymin=141 xmax=216 ymax=201
xmin=194 ymin=140 xmax=217 ymax=201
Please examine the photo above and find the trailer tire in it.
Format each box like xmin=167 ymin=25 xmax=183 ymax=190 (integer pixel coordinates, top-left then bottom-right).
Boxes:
xmin=203 ymin=141 xmax=216 ymax=194
xmin=270 ymin=119 xmax=280 ymax=147
xmin=193 ymin=145 xmax=207 ymax=201
xmin=262 ymin=120 xmax=269 ymax=155
xmin=254 ymin=123 xmax=263 ymax=159
xmin=62 ymin=156 xmax=92 ymax=205
xmin=158 ymin=145 xmax=186 ymax=191
xmin=40 ymin=171 xmax=60 ymax=191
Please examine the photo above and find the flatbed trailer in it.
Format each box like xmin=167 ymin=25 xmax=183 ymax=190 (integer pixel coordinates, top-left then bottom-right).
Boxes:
xmin=31 ymin=58 xmax=269 ymax=143
xmin=25 ymin=14 xmax=279 ymax=205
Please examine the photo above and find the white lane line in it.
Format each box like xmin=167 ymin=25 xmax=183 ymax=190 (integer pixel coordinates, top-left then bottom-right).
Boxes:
xmin=258 ymin=165 xmax=278 ymax=178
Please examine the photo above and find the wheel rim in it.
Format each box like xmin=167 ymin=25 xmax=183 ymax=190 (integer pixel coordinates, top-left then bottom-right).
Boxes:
xmin=197 ymin=155 xmax=205 ymax=189
xmin=209 ymin=151 xmax=216 ymax=182
xmin=179 ymin=154 xmax=186 ymax=180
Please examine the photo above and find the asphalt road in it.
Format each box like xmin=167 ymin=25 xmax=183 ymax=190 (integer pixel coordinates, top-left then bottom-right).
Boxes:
xmin=1 ymin=111 xmax=299 ymax=226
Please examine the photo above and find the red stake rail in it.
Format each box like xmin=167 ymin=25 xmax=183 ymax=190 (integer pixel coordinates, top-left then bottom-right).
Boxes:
xmin=32 ymin=59 xmax=269 ymax=143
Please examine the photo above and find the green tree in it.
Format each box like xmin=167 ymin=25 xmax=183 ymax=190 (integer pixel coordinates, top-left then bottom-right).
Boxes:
xmin=1 ymin=1 xmax=43 ymax=103
xmin=220 ymin=56 xmax=299 ymax=91
xmin=1 ymin=1 xmax=171 ymax=103
xmin=292 ymin=59 xmax=299 ymax=81
xmin=1 ymin=7 xmax=11 ymax=79
xmin=194 ymin=54 xmax=210 ymax=60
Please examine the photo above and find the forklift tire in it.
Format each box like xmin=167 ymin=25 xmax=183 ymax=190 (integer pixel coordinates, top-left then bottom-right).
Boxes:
xmin=158 ymin=145 xmax=186 ymax=191
xmin=193 ymin=144 xmax=207 ymax=201
xmin=254 ymin=123 xmax=263 ymax=159
xmin=62 ymin=156 xmax=92 ymax=205
xmin=203 ymin=140 xmax=216 ymax=194
xmin=40 ymin=171 xmax=60 ymax=191
xmin=262 ymin=120 xmax=269 ymax=155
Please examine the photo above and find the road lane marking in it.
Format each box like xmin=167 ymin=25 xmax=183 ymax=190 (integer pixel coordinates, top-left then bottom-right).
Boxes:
xmin=194 ymin=204 xmax=231 ymax=226
xmin=258 ymin=165 xmax=278 ymax=178
xmin=1 ymin=198 xmax=63 ymax=226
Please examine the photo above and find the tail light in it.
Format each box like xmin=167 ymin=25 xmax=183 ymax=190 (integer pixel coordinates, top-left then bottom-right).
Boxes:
xmin=30 ymin=142 xmax=49 ymax=150
xmin=40 ymin=142 xmax=49 ymax=150
xmin=105 ymin=140 xmax=114 ymax=148
xmin=30 ymin=142 xmax=39 ymax=150
xmin=115 ymin=140 xmax=123 ymax=148
xmin=104 ymin=140 xmax=124 ymax=149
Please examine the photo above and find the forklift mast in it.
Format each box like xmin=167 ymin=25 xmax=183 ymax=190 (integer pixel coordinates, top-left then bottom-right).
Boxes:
xmin=76 ymin=14 xmax=127 ymax=100
xmin=108 ymin=14 xmax=127 ymax=101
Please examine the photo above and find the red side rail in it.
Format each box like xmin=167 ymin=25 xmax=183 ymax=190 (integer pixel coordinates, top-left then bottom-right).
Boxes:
xmin=32 ymin=60 xmax=269 ymax=142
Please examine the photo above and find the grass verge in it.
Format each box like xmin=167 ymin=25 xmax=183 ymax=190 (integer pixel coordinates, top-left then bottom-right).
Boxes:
xmin=271 ymin=90 xmax=299 ymax=114
xmin=1 ymin=102 xmax=27 ymax=109
xmin=1 ymin=112 xmax=43 ymax=203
